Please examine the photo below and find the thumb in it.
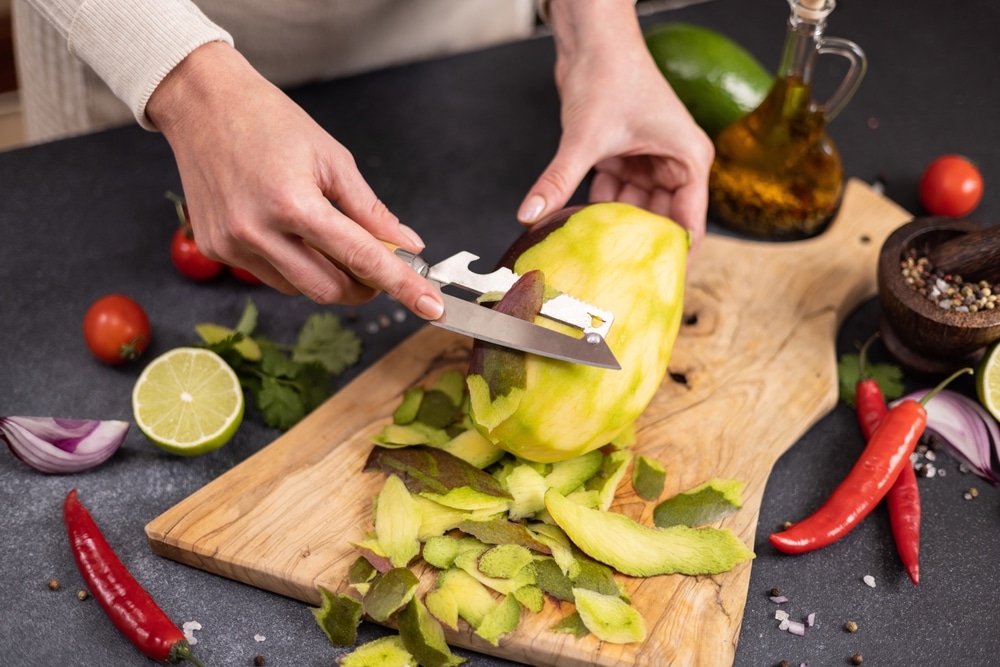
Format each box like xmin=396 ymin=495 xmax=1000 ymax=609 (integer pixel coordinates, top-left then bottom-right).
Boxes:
xmin=517 ymin=141 xmax=595 ymax=225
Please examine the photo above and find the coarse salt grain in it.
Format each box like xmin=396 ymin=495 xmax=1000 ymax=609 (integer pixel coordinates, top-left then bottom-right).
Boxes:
xmin=775 ymin=609 xmax=789 ymax=621
xmin=254 ymin=634 xmax=266 ymax=642
xmin=182 ymin=621 xmax=202 ymax=645
xmin=778 ymin=618 xmax=790 ymax=631
xmin=863 ymin=575 xmax=876 ymax=588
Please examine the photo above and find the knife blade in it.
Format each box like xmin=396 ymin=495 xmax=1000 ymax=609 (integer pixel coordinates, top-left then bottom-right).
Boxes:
xmin=393 ymin=247 xmax=620 ymax=370
xmin=435 ymin=293 xmax=620 ymax=369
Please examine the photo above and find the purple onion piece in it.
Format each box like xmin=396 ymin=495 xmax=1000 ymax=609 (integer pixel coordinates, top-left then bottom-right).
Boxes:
xmin=1 ymin=416 xmax=129 ymax=474
xmin=894 ymin=389 xmax=1000 ymax=484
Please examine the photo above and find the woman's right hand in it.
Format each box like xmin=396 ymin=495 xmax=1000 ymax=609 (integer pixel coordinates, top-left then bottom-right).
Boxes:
xmin=146 ymin=42 xmax=445 ymax=320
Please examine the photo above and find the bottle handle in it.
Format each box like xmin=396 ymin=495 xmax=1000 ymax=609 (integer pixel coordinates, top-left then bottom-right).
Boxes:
xmin=816 ymin=36 xmax=867 ymax=122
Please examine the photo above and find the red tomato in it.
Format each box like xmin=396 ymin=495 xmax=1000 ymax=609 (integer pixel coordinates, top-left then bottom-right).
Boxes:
xmin=228 ymin=265 xmax=263 ymax=285
xmin=171 ymin=226 xmax=225 ymax=281
xmin=918 ymin=154 xmax=984 ymax=217
xmin=82 ymin=294 xmax=152 ymax=365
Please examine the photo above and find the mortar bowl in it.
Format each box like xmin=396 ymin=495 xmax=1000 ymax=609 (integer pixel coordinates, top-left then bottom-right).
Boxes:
xmin=877 ymin=217 xmax=1000 ymax=376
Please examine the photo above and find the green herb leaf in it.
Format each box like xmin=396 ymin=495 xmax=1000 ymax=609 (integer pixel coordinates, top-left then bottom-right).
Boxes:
xmin=293 ymin=311 xmax=362 ymax=375
xmin=838 ymin=352 xmax=905 ymax=407
xmin=257 ymin=375 xmax=307 ymax=431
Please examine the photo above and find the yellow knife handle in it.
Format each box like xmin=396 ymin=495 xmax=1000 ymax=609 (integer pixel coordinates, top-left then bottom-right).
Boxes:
xmin=319 ymin=239 xmax=429 ymax=289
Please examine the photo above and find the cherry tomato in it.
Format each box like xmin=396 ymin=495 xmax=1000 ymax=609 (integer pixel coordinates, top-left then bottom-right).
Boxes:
xmin=228 ymin=265 xmax=263 ymax=285
xmin=171 ymin=226 xmax=225 ymax=281
xmin=166 ymin=192 xmax=225 ymax=281
xmin=918 ymin=154 xmax=984 ymax=217
xmin=83 ymin=294 xmax=151 ymax=365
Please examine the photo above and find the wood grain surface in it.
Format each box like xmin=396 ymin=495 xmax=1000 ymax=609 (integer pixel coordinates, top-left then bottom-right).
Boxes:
xmin=146 ymin=179 xmax=911 ymax=666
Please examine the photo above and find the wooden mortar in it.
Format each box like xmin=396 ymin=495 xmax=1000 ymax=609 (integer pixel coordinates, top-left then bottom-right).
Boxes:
xmin=877 ymin=217 xmax=1000 ymax=376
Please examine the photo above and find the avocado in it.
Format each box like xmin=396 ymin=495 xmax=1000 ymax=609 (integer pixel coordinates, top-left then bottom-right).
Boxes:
xmin=645 ymin=21 xmax=772 ymax=138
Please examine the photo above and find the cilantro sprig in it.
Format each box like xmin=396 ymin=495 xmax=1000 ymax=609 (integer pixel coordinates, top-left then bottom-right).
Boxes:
xmin=837 ymin=349 xmax=905 ymax=407
xmin=197 ymin=299 xmax=362 ymax=430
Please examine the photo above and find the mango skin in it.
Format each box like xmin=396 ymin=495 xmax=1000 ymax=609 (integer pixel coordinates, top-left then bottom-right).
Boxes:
xmin=467 ymin=202 xmax=688 ymax=462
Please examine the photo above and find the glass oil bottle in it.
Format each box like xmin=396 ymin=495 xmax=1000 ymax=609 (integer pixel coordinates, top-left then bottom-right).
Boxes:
xmin=708 ymin=0 xmax=866 ymax=239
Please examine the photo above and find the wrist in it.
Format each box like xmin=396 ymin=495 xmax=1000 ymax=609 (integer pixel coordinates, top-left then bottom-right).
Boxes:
xmin=146 ymin=41 xmax=246 ymax=136
xmin=544 ymin=0 xmax=645 ymax=85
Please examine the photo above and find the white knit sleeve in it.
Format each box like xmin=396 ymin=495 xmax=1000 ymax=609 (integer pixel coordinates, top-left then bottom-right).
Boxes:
xmin=22 ymin=0 xmax=234 ymax=130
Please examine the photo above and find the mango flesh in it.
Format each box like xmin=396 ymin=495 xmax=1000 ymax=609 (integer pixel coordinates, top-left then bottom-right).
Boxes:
xmin=467 ymin=202 xmax=688 ymax=462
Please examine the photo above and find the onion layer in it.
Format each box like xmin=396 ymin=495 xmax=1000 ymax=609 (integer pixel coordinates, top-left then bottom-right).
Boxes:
xmin=1 ymin=416 xmax=129 ymax=474
xmin=894 ymin=389 xmax=1000 ymax=484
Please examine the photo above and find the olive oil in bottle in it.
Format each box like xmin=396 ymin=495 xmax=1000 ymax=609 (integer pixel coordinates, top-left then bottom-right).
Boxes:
xmin=709 ymin=0 xmax=866 ymax=240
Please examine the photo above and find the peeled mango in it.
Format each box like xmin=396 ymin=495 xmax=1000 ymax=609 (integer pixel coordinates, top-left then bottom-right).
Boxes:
xmin=466 ymin=203 xmax=688 ymax=462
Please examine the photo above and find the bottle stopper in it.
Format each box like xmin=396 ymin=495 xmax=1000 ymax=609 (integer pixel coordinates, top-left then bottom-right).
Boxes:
xmin=793 ymin=0 xmax=834 ymax=21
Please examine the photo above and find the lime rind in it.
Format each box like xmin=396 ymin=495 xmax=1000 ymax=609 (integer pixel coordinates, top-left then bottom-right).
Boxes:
xmin=976 ymin=340 xmax=1000 ymax=421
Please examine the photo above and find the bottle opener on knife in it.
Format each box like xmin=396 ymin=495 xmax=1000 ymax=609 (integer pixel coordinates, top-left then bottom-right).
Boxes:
xmin=392 ymin=247 xmax=620 ymax=370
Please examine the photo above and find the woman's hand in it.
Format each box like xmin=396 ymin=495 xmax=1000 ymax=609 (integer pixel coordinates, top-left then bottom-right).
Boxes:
xmin=519 ymin=0 xmax=714 ymax=253
xmin=147 ymin=42 xmax=445 ymax=319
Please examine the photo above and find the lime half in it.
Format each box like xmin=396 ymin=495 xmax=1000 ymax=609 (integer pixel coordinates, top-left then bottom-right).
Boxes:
xmin=976 ymin=339 xmax=1000 ymax=422
xmin=132 ymin=347 xmax=244 ymax=456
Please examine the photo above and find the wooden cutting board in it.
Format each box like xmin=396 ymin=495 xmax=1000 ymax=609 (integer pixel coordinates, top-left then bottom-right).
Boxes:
xmin=146 ymin=179 xmax=911 ymax=667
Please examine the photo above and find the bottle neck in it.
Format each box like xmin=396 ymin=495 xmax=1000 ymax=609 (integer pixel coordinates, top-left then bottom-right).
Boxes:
xmin=777 ymin=0 xmax=832 ymax=83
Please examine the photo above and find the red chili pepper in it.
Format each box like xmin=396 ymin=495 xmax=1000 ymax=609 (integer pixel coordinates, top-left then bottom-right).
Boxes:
xmin=63 ymin=489 xmax=206 ymax=666
xmin=854 ymin=334 xmax=920 ymax=585
xmin=855 ymin=335 xmax=889 ymax=438
xmin=770 ymin=368 xmax=971 ymax=555
xmin=886 ymin=463 xmax=921 ymax=584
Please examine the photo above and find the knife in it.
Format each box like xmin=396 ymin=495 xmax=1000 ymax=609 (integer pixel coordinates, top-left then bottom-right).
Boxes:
xmin=392 ymin=246 xmax=620 ymax=370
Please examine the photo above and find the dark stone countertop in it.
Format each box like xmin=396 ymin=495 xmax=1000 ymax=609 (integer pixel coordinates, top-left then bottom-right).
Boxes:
xmin=2 ymin=1 xmax=999 ymax=665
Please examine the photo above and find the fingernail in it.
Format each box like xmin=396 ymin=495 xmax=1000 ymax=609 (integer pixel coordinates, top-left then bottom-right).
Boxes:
xmin=399 ymin=224 xmax=425 ymax=251
xmin=416 ymin=294 xmax=444 ymax=320
xmin=517 ymin=195 xmax=546 ymax=224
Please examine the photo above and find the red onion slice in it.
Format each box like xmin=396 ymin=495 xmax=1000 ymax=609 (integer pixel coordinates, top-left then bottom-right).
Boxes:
xmin=894 ymin=389 xmax=1000 ymax=484
xmin=1 ymin=416 xmax=129 ymax=474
